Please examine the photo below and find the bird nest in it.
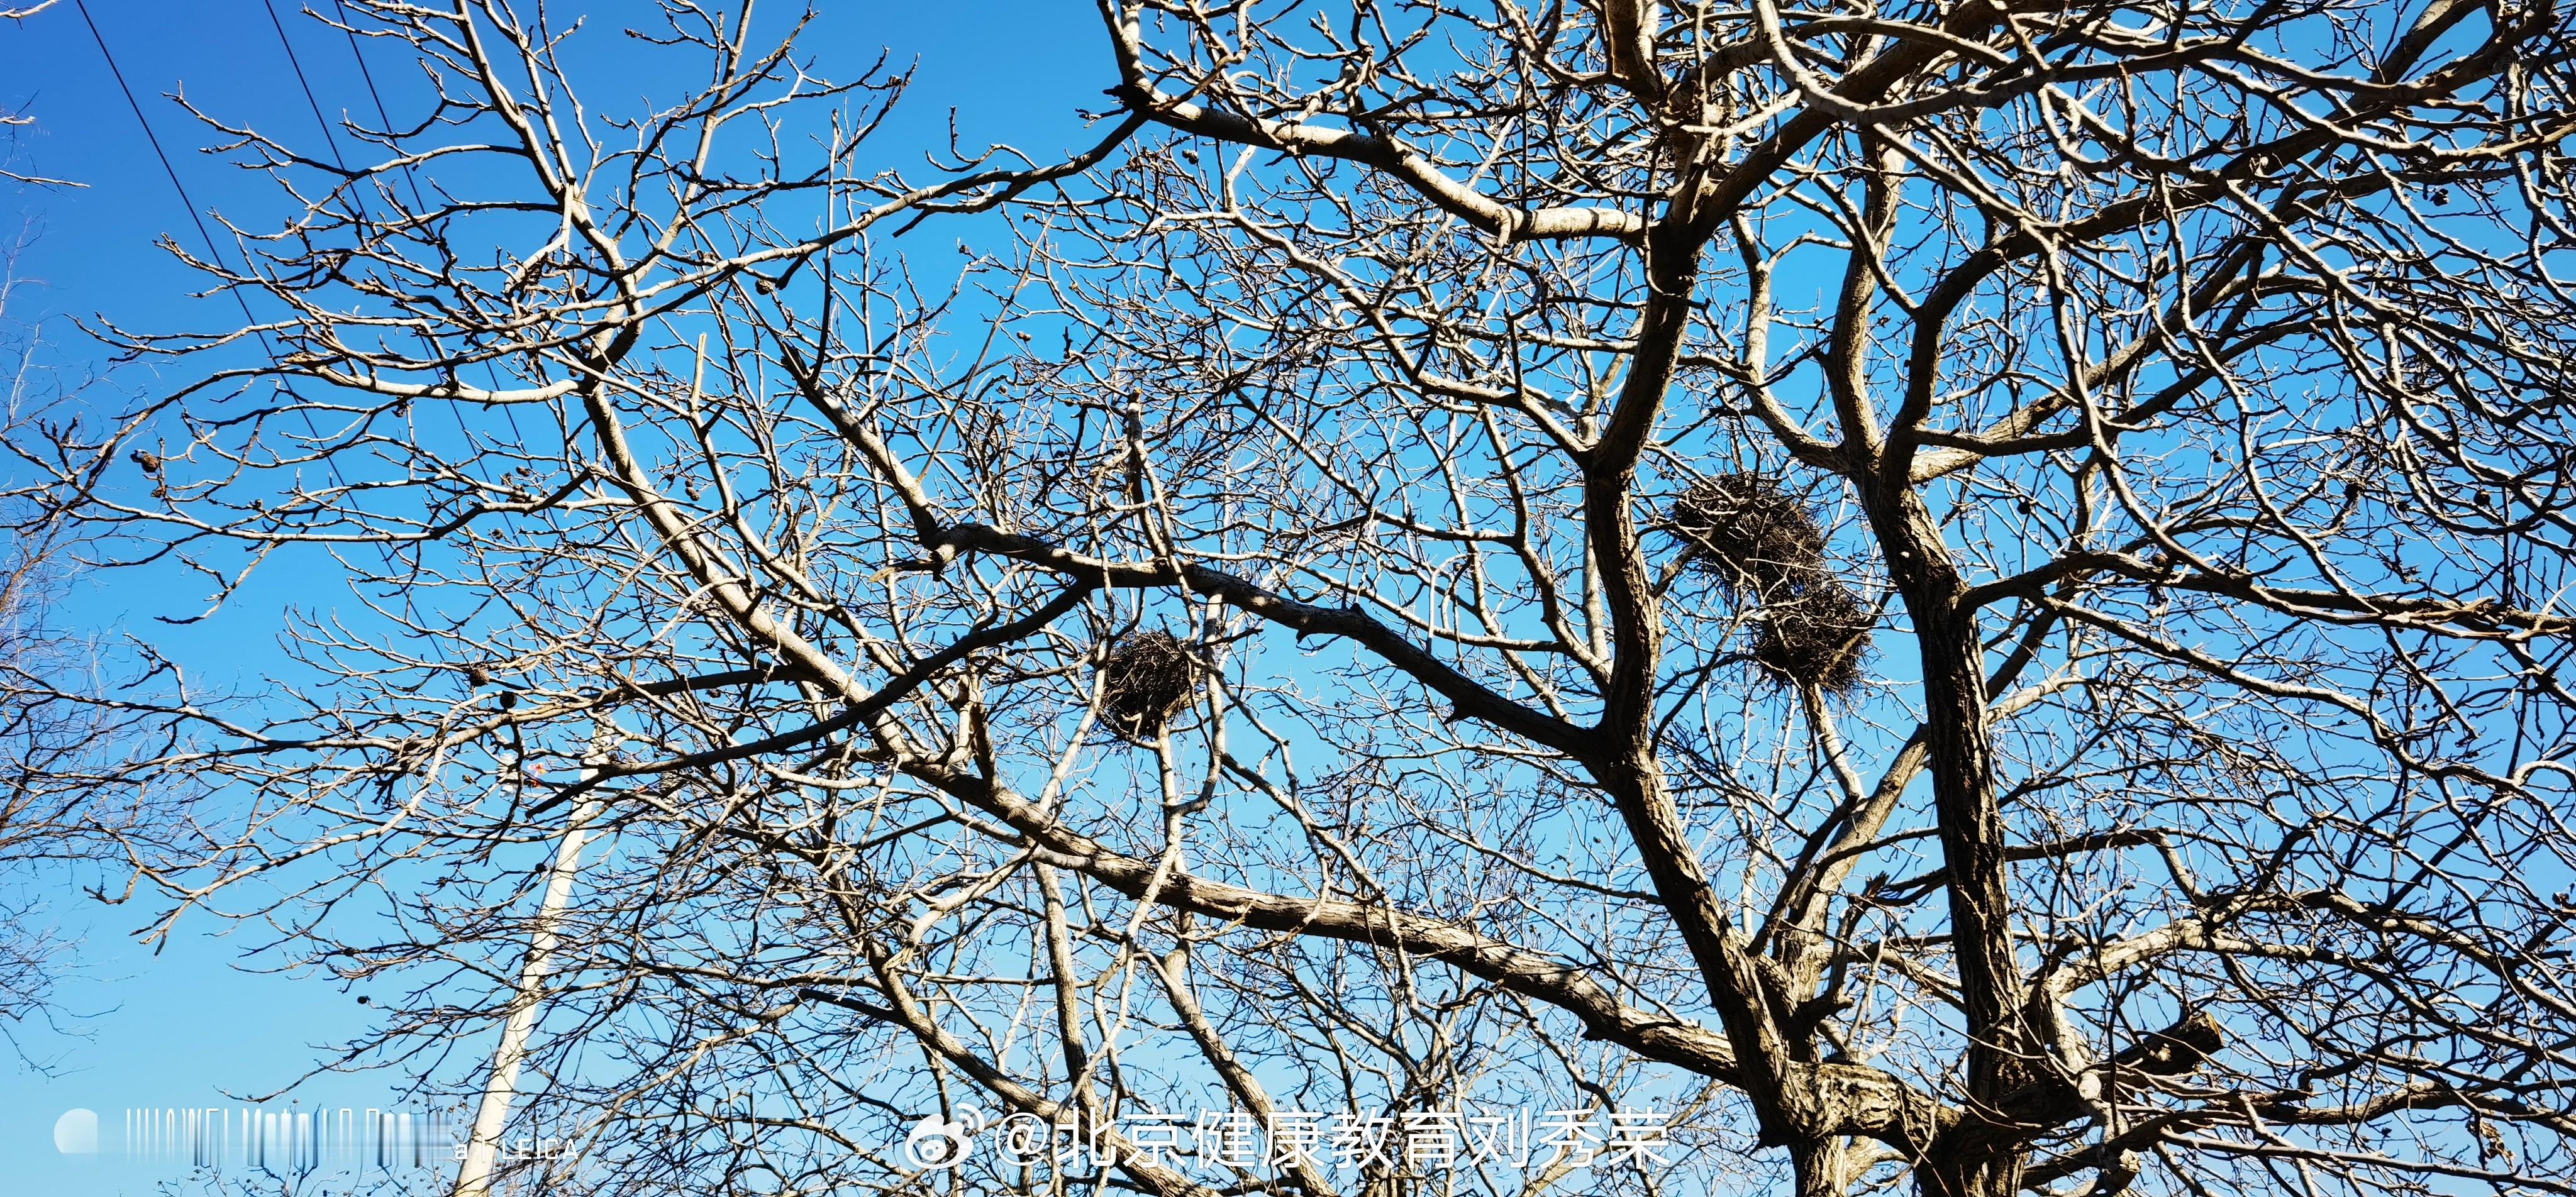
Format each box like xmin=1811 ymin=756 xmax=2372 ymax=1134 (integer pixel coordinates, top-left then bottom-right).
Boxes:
xmin=1753 ymin=581 xmax=1874 ymax=694
xmin=1668 ymin=473 xmax=1828 ymax=598
xmin=1100 ymin=630 xmax=1201 ymax=737
xmin=2130 ymin=1010 xmax=2226 ymax=1076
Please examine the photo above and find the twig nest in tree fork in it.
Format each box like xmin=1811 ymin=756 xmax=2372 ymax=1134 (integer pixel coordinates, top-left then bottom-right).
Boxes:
xmin=1101 ymin=630 xmax=1201 ymax=737
xmin=1668 ymin=473 xmax=1828 ymax=597
xmin=2131 ymin=1010 xmax=2226 ymax=1076
xmin=1753 ymin=581 xmax=1873 ymax=693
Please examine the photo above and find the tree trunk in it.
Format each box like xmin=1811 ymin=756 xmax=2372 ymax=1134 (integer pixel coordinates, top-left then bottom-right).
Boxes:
xmin=1917 ymin=1137 xmax=2026 ymax=1197
xmin=1865 ymin=494 xmax=2033 ymax=1197
xmin=1792 ymin=1138 xmax=1853 ymax=1197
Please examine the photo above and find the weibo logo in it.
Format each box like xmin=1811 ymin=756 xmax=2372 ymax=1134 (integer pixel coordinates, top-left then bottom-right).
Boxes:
xmin=902 ymin=1108 xmax=986 ymax=1170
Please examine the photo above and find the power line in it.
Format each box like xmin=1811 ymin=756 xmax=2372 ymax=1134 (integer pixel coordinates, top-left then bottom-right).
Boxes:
xmin=78 ymin=0 xmax=347 ymax=489
xmin=327 ymin=0 xmax=430 ymax=214
xmin=319 ymin=0 xmax=529 ymax=447
xmin=72 ymin=0 xmax=260 ymax=332
xmin=264 ymin=0 xmax=346 ymax=168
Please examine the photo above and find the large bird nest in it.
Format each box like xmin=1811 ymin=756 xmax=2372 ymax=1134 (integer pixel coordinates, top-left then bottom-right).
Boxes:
xmin=1753 ymin=581 xmax=1874 ymax=694
xmin=1668 ymin=473 xmax=1828 ymax=598
xmin=1100 ymin=630 xmax=1201 ymax=737
xmin=2129 ymin=1010 xmax=2226 ymax=1076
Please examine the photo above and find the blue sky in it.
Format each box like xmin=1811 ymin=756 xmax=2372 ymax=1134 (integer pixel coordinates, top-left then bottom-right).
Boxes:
xmin=0 ymin=4 xmax=1105 ymax=1191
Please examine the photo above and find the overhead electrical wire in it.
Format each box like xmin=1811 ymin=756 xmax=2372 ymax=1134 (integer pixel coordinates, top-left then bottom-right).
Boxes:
xmin=270 ymin=0 xmax=530 ymax=470
xmin=264 ymin=0 xmax=346 ymax=167
xmin=72 ymin=0 xmax=262 ymax=333
xmin=328 ymin=0 xmax=431 ymax=214
xmin=311 ymin=0 xmax=533 ymax=444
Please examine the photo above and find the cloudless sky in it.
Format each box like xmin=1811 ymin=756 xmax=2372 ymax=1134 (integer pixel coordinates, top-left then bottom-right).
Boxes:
xmin=0 ymin=3 xmax=1104 ymax=1191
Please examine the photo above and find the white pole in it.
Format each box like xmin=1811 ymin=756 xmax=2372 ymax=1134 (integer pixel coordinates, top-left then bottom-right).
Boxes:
xmin=453 ymin=719 xmax=612 ymax=1197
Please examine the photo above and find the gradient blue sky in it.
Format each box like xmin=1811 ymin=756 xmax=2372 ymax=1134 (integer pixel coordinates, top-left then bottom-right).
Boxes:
xmin=0 ymin=4 xmax=1102 ymax=1191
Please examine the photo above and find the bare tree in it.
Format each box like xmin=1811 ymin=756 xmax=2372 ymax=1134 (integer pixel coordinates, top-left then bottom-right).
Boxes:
xmin=0 ymin=227 xmax=75 ymax=1052
xmin=0 ymin=158 xmax=135 ymax=1061
xmin=33 ymin=1 xmax=2576 ymax=1195
xmin=1 ymin=1 xmax=80 ymax=190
